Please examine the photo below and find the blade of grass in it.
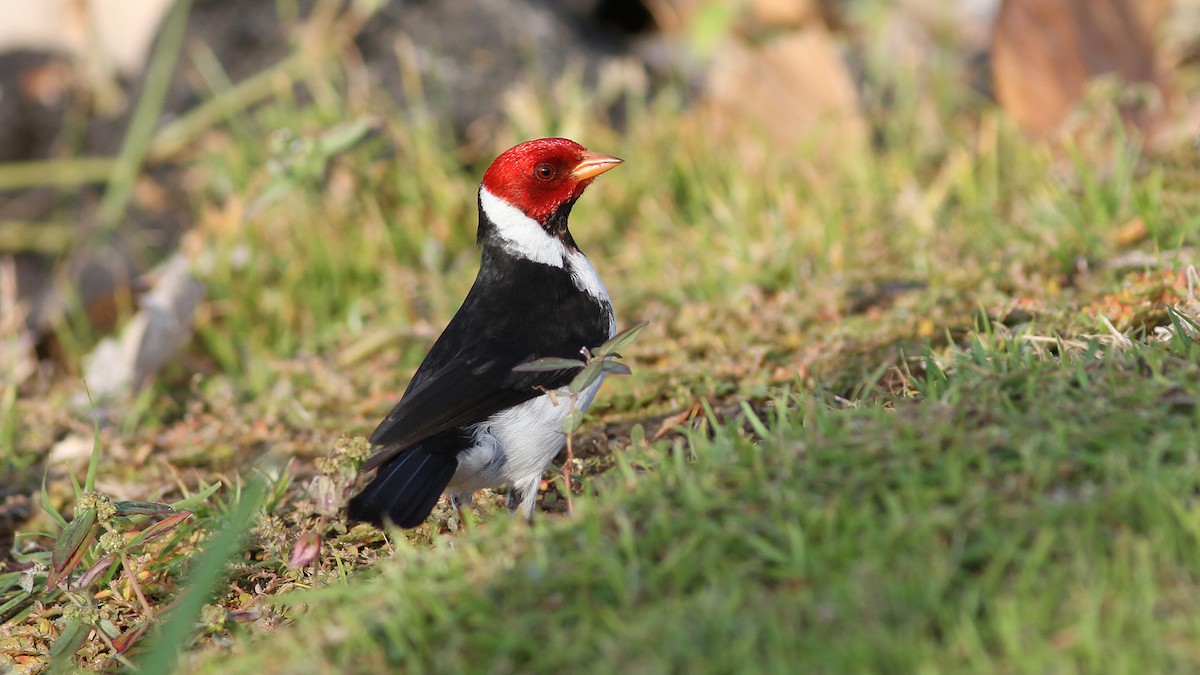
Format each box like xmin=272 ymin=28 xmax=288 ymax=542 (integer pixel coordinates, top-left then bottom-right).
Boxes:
xmin=47 ymin=508 xmax=98 ymax=590
xmin=0 ymin=40 xmax=310 ymax=193
xmin=94 ymin=0 xmax=193 ymax=234
xmin=595 ymin=322 xmax=648 ymax=357
xmin=84 ymin=411 xmax=101 ymax=495
xmin=49 ymin=619 xmax=91 ymax=674
xmin=169 ymin=481 xmax=223 ymax=511
xmin=0 ymin=381 xmax=15 ymax=458
xmin=0 ymin=220 xmax=77 ymax=255
xmin=40 ymin=470 xmax=69 ymax=530
xmin=150 ymin=51 xmax=307 ymax=161
xmin=133 ymin=477 xmax=267 ymax=674
xmin=0 ymin=158 xmax=115 ymax=191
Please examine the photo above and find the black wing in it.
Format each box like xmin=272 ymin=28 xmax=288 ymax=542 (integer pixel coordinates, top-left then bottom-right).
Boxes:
xmin=361 ymin=248 xmax=611 ymax=471
xmin=362 ymin=351 xmax=580 ymax=470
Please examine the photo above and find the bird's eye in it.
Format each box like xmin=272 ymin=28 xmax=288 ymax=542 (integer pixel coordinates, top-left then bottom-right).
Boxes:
xmin=534 ymin=163 xmax=556 ymax=181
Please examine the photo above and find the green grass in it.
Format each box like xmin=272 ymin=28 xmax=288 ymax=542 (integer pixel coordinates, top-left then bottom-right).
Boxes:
xmin=3 ymin=0 xmax=1200 ymax=671
xmin=191 ymin=339 xmax=1200 ymax=674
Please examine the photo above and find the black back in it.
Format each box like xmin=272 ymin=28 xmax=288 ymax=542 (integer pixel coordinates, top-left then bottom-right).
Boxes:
xmin=360 ymin=197 xmax=613 ymax=471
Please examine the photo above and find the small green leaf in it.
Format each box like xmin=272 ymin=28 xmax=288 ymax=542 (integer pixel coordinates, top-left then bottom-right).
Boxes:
xmin=315 ymin=117 xmax=381 ymax=159
xmin=630 ymin=423 xmax=645 ymax=446
xmin=112 ymin=621 xmax=150 ymax=654
xmin=0 ymin=590 xmax=32 ymax=621
xmin=98 ymin=618 xmax=121 ymax=639
xmin=595 ymin=322 xmax=648 ymax=357
xmin=48 ymin=509 xmax=99 ymax=590
xmin=169 ymin=481 xmax=222 ymax=511
xmin=568 ymin=361 xmax=605 ymax=394
xmin=75 ymin=554 xmax=118 ymax=590
xmin=0 ymin=570 xmax=23 ymax=594
xmin=561 ymin=410 xmax=585 ymax=434
xmin=49 ymin=618 xmax=91 ymax=666
xmin=600 ymin=360 xmax=632 ymax=376
xmin=513 ymin=357 xmax=585 ymax=373
xmin=127 ymin=511 xmax=194 ymax=550
xmin=114 ymin=500 xmax=176 ymax=517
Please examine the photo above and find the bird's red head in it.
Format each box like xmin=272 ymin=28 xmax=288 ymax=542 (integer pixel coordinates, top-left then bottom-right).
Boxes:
xmin=481 ymin=138 xmax=623 ymax=225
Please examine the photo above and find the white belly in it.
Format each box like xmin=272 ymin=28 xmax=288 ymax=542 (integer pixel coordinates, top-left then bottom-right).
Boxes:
xmin=448 ymin=375 xmax=605 ymax=495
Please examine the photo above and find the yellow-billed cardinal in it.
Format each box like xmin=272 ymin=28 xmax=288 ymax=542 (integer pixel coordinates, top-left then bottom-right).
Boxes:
xmin=347 ymin=138 xmax=622 ymax=528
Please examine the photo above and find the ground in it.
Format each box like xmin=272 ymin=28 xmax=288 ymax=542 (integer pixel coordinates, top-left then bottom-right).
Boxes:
xmin=3 ymin=3 xmax=1200 ymax=673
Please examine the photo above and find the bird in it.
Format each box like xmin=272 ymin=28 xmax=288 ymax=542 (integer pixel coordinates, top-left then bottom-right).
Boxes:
xmin=346 ymin=137 xmax=622 ymax=528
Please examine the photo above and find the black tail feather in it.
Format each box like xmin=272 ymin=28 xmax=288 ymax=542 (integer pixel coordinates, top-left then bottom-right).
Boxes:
xmin=347 ymin=448 xmax=458 ymax=528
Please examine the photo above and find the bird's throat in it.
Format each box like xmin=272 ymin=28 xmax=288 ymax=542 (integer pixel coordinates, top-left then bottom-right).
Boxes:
xmin=478 ymin=187 xmax=579 ymax=267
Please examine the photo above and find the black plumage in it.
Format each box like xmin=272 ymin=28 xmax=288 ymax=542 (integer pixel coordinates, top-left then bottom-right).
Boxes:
xmin=346 ymin=197 xmax=612 ymax=528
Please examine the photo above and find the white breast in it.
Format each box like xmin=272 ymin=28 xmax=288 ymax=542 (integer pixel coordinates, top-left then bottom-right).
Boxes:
xmin=449 ymin=376 xmax=606 ymax=495
xmin=566 ymin=251 xmax=615 ymax=326
xmin=479 ymin=186 xmax=568 ymax=268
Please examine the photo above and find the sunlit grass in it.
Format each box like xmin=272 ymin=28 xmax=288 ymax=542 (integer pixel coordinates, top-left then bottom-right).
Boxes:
xmin=194 ymin=339 xmax=1200 ymax=674
xmin=4 ymin=0 xmax=1200 ymax=671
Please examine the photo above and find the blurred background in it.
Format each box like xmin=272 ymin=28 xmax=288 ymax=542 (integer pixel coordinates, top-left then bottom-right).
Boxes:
xmin=1 ymin=0 xmax=1198 ymax=512
xmin=1 ymin=0 xmax=1196 ymax=385
xmin=2 ymin=1 xmax=1200 ymax=667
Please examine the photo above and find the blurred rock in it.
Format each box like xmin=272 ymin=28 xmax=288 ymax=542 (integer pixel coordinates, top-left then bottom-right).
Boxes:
xmin=0 ymin=0 xmax=172 ymax=77
xmin=702 ymin=21 xmax=866 ymax=157
xmin=646 ymin=2 xmax=864 ymax=157
xmin=0 ymin=51 xmax=73 ymax=163
xmin=78 ymin=252 xmax=203 ymax=405
xmin=0 ymin=257 xmax=34 ymax=387
xmin=354 ymin=0 xmax=632 ymax=137
xmin=47 ymin=434 xmax=95 ymax=472
xmin=991 ymin=0 xmax=1172 ymax=138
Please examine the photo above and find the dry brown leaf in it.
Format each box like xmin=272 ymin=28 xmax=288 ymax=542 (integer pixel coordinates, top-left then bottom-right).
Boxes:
xmin=1116 ymin=216 xmax=1149 ymax=248
xmin=651 ymin=403 xmax=703 ymax=441
xmin=79 ymin=252 xmax=204 ymax=405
